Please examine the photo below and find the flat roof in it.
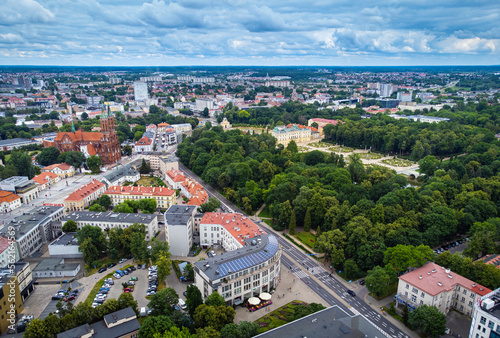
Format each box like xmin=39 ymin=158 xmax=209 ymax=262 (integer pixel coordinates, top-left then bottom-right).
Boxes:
xmin=0 ymin=138 xmax=33 ymax=146
xmin=103 ymin=164 xmax=138 ymax=184
xmin=49 ymin=233 xmax=78 ymax=246
xmin=256 ymin=305 xmax=383 ymax=338
xmin=33 ymin=258 xmax=80 ymax=272
xmin=165 ymin=205 xmax=197 ymax=226
xmin=63 ymin=211 xmax=157 ymax=224
xmin=0 ymin=206 xmax=64 ymax=239
xmin=194 ymin=234 xmax=279 ymax=281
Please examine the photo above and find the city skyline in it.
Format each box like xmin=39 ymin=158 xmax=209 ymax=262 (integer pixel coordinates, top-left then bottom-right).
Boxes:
xmin=0 ymin=0 xmax=499 ymax=66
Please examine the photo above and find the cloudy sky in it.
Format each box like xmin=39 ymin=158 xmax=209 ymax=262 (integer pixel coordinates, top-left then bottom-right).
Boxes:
xmin=0 ymin=0 xmax=499 ymax=66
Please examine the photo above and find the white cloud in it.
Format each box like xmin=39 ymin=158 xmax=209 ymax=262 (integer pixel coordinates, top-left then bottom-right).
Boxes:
xmin=438 ymin=35 xmax=498 ymax=54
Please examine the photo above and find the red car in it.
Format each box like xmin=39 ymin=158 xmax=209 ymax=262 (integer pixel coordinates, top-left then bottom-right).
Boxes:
xmin=64 ymin=295 xmax=75 ymax=302
xmin=123 ymin=288 xmax=130 ymax=293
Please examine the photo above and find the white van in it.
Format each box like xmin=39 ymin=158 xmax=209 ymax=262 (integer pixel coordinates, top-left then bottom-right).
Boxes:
xmin=178 ymin=299 xmax=186 ymax=310
xmin=140 ymin=307 xmax=147 ymax=317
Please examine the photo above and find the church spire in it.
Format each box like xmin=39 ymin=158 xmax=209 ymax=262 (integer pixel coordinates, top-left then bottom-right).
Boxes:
xmin=71 ymin=121 xmax=75 ymax=133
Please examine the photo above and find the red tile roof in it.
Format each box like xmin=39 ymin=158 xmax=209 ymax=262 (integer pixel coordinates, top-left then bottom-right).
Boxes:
xmin=135 ymin=136 xmax=152 ymax=146
xmin=309 ymin=118 xmax=344 ymax=126
xmin=188 ymin=190 xmax=208 ymax=206
xmin=0 ymin=191 xmax=21 ymax=204
xmin=0 ymin=236 xmax=12 ymax=254
xmin=167 ymin=169 xmax=186 ymax=182
xmin=399 ymin=262 xmax=492 ymax=297
xmin=55 ymin=130 xmax=103 ymax=142
xmin=105 ymin=186 xmax=175 ymax=197
xmin=32 ymin=172 xmax=58 ymax=185
xmin=65 ymin=179 xmax=105 ymax=202
xmin=201 ymin=212 xmax=266 ymax=245
xmin=478 ymin=254 xmax=500 ymax=268
xmin=42 ymin=163 xmax=73 ymax=171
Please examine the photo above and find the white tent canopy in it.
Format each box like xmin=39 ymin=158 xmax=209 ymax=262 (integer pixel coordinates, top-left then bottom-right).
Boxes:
xmin=259 ymin=292 xmax=272 ymax=300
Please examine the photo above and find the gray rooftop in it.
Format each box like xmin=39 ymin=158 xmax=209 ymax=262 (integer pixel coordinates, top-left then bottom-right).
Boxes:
xmin=0 ymin=138 xmax=33 ymax=146
xmin=102 ymin=164 xmax=138 ymax=185
xmin=165 ymin=205 xmax=197 ymax=226
xmin=255 ymin=305 xmax=383 ymax=338
xmin=0 ymin=206 xmax=64 ymax=239
xmin=194 ymin=234 xmax=279 ymax=282
xmin=57 ymin=307 xmax=140 ymax=338
xmin=33 ymin=258 xmax=80 ymax=272
xmin=49 ymin=233 xmax=79 ymax=247
xmin=63 ymin=211 xmax=157 ymax=224
xmin=0 ymin=176 xmax=28 ymax=185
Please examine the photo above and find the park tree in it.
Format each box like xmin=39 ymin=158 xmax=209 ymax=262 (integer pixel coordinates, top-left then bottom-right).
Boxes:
xmin=138 ymin=315 xmax=174 ymax=338
xmin=122 ymin=145 xmax=133 ymax=156
xmin=148 ymin=288 xmax=179 ymax=316
xmin=113 ymin=202 xmax=134 ymax=213
xmin=62 ymin=219 xmax=78 ymax=233
xmin=23 ymin=318 xmax=51 ymax=338
xmin=316 ymin=229 xmax=346 ymax=268
xmin=80 ymin=237 xmax=99 ymax=266
xmin=199 ymin=197 xmax=221 ymax=213
xmin=81 ymin=112 xmax=88 ymax=120
xmin=289 ymin=209 xmax=296 ymax=235
xmin=286 ymin=140 xmax=298 ymax=153
xmin=419 ymin=155 xmax=440 ymax=177
xmin=58 ymin=151 xmax=86 ymax=170
xmin=87 ymin=155 xmax=102 ymax=174
xmin=383 ymin=244 xmax=435 ymax=273
xmin=194 ymin=304 xmax=236 ymax=331
xmin=9 ymin=151 xmax=35 ymax=178
xmin=157 ymin=253 xmax=171 ymax=283
xmin=186 ymin=284 xmax=204 ymax=317
xmin=130 ymin=232 xmax=149 ymax=262
xmin=196 ymin=326 xmax=221 ymax=338
xmin=89 ymin=204 xmax=105 ymax=212
xmin=138 ymin=198 xmax=157 ymax=213
xmin=139 ymin=159 xmax=151 ymax=174
xmin=36 ymin=146 xmax=60 ymax=166
xmin=279 ymin=200 xmax=292 ymax=231
xmin=365 ymin=265 xmax=392 ymax=298
xmin=348 ymin=153 xmax=365 ymax=183
xmin=205 ymin=292 xmax=226 ymax=307
xmin=407 ymin=305 xmax=446 ymax=338
xmin=76 ymin=225 xmax=107 ymax=253
xmin=97 ymin=194 xmax=111 ymax=209
xmin=155 ymin=326 xmax=195 ymax=338
xmin=150 ymin=238 xmax=171 ymax=264
xmin=304 ymin=207 xmax=311 ymax=232
xmin=344 ymin=259 xmax=359 ymax=280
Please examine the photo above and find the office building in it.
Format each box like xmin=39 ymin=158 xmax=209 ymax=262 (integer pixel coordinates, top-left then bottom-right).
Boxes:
xmin=104 ymin=186 xmax=176 ymax=209
xmin=64 ymin=179 xmax=106 ymax=211
xmin=194 ymin=213 xmax=281 ymax=305
xmin=379 ymin=83 xmax=393 ymax=98
xmin=395 ymin=262 xmax=491 ymax=317
xmin=48 ymin=233 xmax=81 ymax=258
xmin=32 ymin=258 xmax=81 ymax=278
xmin=469 ymin=288 xmax=500 ymax=338
xmin=0 ymin=206 xmax=65 ymax=258
xmin=133 ymin=81 xmax=148 ymax=101
xmin=57 ymin=307 xmax=140 ymax=338
xmin=164 ymin=205 xmax=197 ymax=256
xmin=63 ymin=211 xmax=159 ymax=241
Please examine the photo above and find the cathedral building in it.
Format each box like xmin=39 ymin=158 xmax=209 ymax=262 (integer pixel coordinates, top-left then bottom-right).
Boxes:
xmin=44 ymin=107 xmax=121 ymax=165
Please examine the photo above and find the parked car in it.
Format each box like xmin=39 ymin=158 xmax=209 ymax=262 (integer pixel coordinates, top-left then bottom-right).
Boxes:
xmin=126 ymin=267 xmax=133 ymax=273
xmin=119 ymin=258 xmax=127 ymax=264
xmin=128 ymin=281 xmax=135 ymax=286
xmin=64 ymin=295 xmax=75 ymax=302
xmin=137 ymin=264 xmax=142 ymax=269
xmin=142 ymin=264 xmax=147 ymax=269
xmin=130 ymin=266 xmax=136 ymax=271
xmin=123 ymin=270 xmax=129 ymax=275
xmin=130 ymin=277 xmax=138 ymax=281
xmin=347 ymin=290 xmax=356 ymax=297
xmin=98 ymin=267 xmax=107 ymax=273
xmin=127 ymin=255 xmax=133 ymax=260
xmin=359 ymin=280 xmax=365 ymax=286
xmin=146 ymin=290 xmax=156 ymax=296
xmin=124 ymin=288 xmax=131 ymax=293
xmin=52 ymin=294 xmax=63 ymax=300
xmin=108 ymin=263 xmax=117 ymax=269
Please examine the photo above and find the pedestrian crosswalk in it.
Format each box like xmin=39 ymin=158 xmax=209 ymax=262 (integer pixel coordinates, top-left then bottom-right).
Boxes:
xmin=293 ymin=269 xmax=308 ymax=279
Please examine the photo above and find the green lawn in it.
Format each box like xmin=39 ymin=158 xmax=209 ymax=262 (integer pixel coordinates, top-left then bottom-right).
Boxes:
xmin=254 ymin=301 xmax=307 ymax=334
xmin=258 ymin=204 xmax=272 ymax=218
xmin=294 ymin=231 xmax=316 ymax=250
xmin=136 ymin=176 xmax=166 ymax=187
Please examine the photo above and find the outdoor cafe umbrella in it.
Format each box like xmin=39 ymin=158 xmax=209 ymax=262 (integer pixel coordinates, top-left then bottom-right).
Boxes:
xmin=259 ymin=292 xmax=272 ymax=301
xmin=248 ymin=297 xmax=261 ymax=305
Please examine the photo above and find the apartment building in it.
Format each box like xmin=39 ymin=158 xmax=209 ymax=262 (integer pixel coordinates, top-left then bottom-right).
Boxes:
xmin=194 ymin=222 xmax=281 ymax=306
xmin=164 ymin=205 xmax=197 ymax=256
xmin=134 ymin=136 xmax=153 ymax=153
xmin=469 ymin=288 xmax=500 ymax=338
xmin=0 ymin=236 xmax=19 ymax=267
xmin=104 ymin=186 xmax=176 ymax=209
xmin=165 ymin=169 xmax=186 ymax=190
xmin=100 ymin=164 xmax=140 ymax=186
xmin=159 ymin=156 xmax=178 ymax=176
xmin=0 ymin=206 xmax=65 ymax=258
xmin=32 ymin=172 xmax=60 ymax=191
xmin=0 ymin=191 xmax=22 ymax=213
xmin=64 ymin=179 xmax=106 ymax=211
xmin=0 ymin=273 xmax=24 ymax=334
xmin=63 ymin=211 xmax=159 ymax=241
xmin=395 ymin=262 xmax=492 ymax=317
xmin=41 ymin=163 xmax=75 ymax=178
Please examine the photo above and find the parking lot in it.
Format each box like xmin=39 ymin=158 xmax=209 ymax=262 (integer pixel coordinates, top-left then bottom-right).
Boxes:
xmin=435 ymin=238 xmax=469 ymax=256
xmin=104 ymin=265 xmax=151 ymax=310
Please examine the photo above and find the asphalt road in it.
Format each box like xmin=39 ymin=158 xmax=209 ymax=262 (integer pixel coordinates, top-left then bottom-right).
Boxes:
xmin=177 ymin=161 xmax=408 ymax=338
